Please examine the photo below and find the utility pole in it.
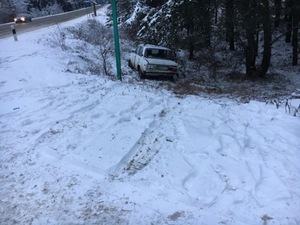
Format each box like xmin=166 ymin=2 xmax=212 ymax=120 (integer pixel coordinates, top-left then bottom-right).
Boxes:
xmin=111 ymin=0 xmax=122 ymax=81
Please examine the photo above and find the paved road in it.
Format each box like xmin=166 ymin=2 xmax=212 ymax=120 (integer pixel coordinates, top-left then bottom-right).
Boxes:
xmin=0 ymin=6 xmax=101 ymax=39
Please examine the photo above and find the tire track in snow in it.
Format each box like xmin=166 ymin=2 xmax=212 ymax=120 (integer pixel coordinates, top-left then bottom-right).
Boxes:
xmin=107 ymin=108 xmax=170 ymax=180
xmin=108 ymin=119 xmax=159 ymax=179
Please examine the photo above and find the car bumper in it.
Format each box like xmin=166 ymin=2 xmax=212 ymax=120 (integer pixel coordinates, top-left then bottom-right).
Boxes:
xmin=14 ymin=19 xmax=26 ymax=23
xmin=145 ymin=68 xmax=178 ymax=77
xmin=14 ymin=18 xmax=30 ymax=23
xmin=145 ymin=72 xmax=178 ymax=77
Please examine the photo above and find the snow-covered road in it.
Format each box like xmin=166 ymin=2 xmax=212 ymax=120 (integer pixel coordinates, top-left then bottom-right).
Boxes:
xmin=1 ymin=7 xmax=300 ymax=225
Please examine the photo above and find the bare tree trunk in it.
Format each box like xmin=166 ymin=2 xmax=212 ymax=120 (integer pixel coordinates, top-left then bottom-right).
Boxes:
xmin=187 ymin=20 xmax=195 ymax=60
xmin=203 ymin=2 xmax=212 ymax=47
xmin=274 ymin=0 xmax=281 ymax=28
xmin=226 ymin=0 xmax=235 ymax=50
xmin=292 ymin=12 xmax=299 ymax=66
xmin=240 ymin=0 xmax=257 ymax=77
xmin=285 ymin=0 xmax=293 ymax=43
xmin=256 ymin=0 xmax=272 ymax=77
xmin=245 ymin=31 xmax=257 ymax=77
xmin=214 ymin=0 xmax=218 ymax=24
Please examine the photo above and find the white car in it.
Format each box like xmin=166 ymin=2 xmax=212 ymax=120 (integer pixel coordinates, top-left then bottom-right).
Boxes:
xmin=14 ymin=14 xmax=32 ymax=23
xmin=128 ymin=44 xmax=178 ymax=80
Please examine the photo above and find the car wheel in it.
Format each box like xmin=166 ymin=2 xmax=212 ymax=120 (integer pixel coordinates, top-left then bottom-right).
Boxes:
xmin=128 ymin=60 xmax=133 ymax=69
xmin=138 ymin=67 xmax=146 ymax=79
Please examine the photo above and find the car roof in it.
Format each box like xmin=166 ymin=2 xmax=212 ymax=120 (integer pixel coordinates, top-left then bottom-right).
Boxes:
xmin=140 ymin=44 xmax=171 ymax=51
xmin=16 ymin=13 xmax=31 ymax=16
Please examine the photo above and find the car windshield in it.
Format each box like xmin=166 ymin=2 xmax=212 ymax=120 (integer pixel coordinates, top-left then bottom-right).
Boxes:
xmin=144 ymin=48 xmax=174 ymax=60
xmin=17 ymin=14 xmax=30 ymax=17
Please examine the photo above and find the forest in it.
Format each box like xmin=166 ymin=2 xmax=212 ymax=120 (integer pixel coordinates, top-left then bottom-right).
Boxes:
xmin=116 ymin=0 xmax=300 ymax=78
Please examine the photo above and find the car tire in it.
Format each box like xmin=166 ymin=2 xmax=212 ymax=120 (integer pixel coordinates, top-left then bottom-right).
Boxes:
xmin=128 ymin=60 xmax=133 ymax=69
xmin=138 ymin=67 xmax=146 ymax=79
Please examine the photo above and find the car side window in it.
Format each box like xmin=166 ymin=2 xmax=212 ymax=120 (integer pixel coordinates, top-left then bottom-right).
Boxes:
xmin=138 ymin=47 xmax=143 ymax=56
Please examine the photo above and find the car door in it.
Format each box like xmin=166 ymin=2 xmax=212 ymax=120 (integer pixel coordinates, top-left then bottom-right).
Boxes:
xmin=133 ymin=46 xmax=143 ymax=69
xmin=131 ymin=46 xmax=138 ymax=69
xmin=132 ymin=47 xmax=138 ymax=69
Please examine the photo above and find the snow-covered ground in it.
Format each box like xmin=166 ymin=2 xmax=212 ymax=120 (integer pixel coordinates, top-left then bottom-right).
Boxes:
xmin=1 ymin=6 xmax=300 ymax=225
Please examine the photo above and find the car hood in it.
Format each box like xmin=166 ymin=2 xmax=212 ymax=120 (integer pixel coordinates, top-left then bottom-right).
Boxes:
xmin=145 ymin=58 xmax=177 ymax=66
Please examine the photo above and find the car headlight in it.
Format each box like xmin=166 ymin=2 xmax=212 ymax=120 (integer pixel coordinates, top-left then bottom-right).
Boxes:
xmin=14 ymin=18 xmax=17 ymax=22
xmin=21 ymin=17 xmax=25 ymax=21
xmin=147 ymin=64 xmax=157 ymax=69
xmin=169 ymin=66 xmax=177 ymax=72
